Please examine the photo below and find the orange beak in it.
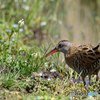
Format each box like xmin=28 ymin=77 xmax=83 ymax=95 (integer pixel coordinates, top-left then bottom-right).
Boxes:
xmin=45 ymin=48 xmax=59 ymax=57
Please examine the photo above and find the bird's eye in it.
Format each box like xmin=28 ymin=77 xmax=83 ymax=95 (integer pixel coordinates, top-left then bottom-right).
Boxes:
xmin=58 ymin=44 xmax=63 ymax=48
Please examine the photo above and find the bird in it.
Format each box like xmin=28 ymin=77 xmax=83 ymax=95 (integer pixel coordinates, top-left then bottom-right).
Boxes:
xmin=45 ymin=40 xmax=100 ymax=86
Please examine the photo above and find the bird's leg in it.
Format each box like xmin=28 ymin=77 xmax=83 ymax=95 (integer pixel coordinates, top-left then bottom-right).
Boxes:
xmin=82 ymin=76 xmax=89 ymax=90
xmin=89 ymin=75 xmax=91 ymax=85
xmin=77 ymin=76 xmax=81 ymax=83
xmin=82 ymin=76 xmax=86 ymax=86
xmin=96 ymin=73 xmax=98 ymax=82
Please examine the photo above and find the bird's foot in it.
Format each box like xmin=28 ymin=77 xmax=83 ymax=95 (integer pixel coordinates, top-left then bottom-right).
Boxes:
xmin=84 ymin=84 xmax=89 ymax=91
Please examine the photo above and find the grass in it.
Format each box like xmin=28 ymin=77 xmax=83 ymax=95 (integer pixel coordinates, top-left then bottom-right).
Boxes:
xmin=0 ymin=31 xmax=99 ymax=99
xmin=0 ymin=0 xmax=100 ymax=100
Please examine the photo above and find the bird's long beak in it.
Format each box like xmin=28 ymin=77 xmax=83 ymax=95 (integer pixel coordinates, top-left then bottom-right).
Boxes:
xmin=45 ymin=48 xmax=59 ymax=57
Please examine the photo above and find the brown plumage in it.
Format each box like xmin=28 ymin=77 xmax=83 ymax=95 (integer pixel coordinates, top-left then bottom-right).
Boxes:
xmin=46 ymin=40 xmax=100 ymax=86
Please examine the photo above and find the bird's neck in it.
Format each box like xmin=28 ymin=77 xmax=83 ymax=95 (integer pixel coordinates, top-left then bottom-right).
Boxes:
xmin=64 ymin=45 xmax=78 ymax=57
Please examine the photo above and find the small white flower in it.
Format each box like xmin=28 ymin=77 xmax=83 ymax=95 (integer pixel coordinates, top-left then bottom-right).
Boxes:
xmin=18 ymin=19 xmax=23 ymax=24
xmin=13 ymin=24 xmax=18 ymax=28
xmin=39 ymin=72 xmax=42 ymax=76
xmin=22 ymin=5 xmax=30 ymax=11
xmin=12 ymin=38 xmax=16 ymax=42
xmin=50 ymin=69 xmax=56 ymax=72
xmin=44 ymin=62 xmax=48 ymax=67
xmin=32 ymin=53 xmax=38 ymax=58
xmin=32 ymin=52 xmax=42 ymax=58
xmin=47 ymin=78 xmax=51 ymax=81
xmin=18 ymin=19 xmax=24 ymax=27
xmin=20 ymin=21 xmax=24 ymax=27
xmin=40 ymin=21 xmax=47 ymax=26
xmin=19 ymin=28 xmax=24 ymax=32
xmin=19 ymin=47 xmax=23 ymax=50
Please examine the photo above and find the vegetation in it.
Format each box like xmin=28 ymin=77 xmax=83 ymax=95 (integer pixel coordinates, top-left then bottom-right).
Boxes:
xmin=0 ymin=0 xmax=100 ymax=99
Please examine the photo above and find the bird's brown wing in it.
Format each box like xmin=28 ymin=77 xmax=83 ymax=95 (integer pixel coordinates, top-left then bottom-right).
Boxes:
xmin=78 ymin=43 xmax=100 ymax=65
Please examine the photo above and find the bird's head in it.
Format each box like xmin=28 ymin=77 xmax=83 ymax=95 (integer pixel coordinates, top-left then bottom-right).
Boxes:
xmin=46 ymin=40 xmax=72 ymax=57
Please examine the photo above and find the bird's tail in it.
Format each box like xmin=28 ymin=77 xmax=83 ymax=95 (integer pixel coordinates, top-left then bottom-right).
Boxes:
xmin=93 ymin=43 xmax=100 ymax=59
